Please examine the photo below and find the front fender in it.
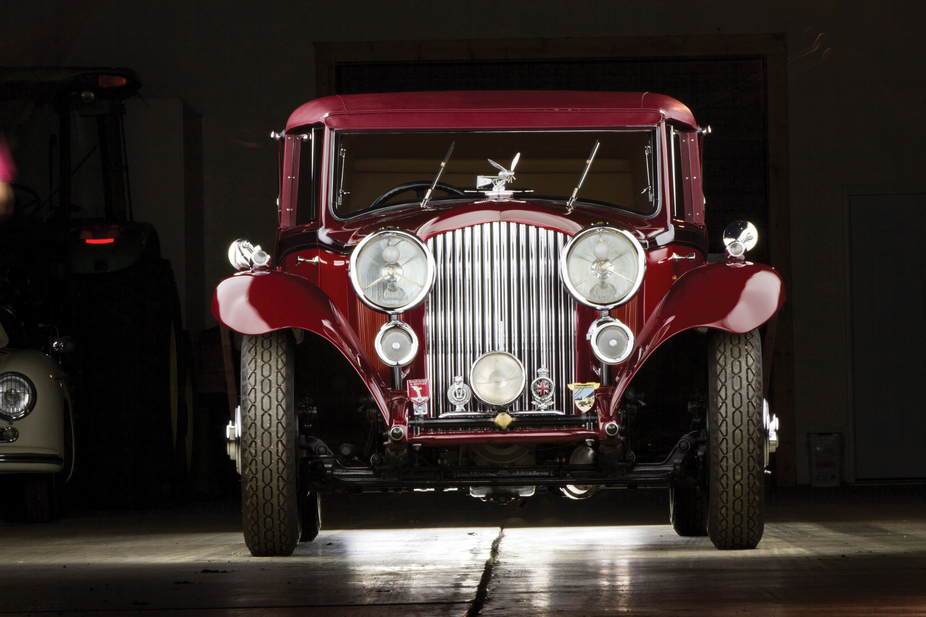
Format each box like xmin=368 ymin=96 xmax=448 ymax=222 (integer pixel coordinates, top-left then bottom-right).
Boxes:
xmin=211 ymin=271 xmax=391 ymax=417
xmin=0 ymin=350 xmax=67 ymax=474
xmin=612 ymin=262 xmax=785 ymax=411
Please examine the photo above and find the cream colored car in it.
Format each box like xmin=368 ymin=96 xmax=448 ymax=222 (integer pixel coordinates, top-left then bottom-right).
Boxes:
xmin=0 ymin=317 xmax=75 ymax=522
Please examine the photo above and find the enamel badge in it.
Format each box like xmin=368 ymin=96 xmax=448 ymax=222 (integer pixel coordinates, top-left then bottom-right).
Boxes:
xmin=408 ymin=378 xmax=430 ymax=416
xmin=531 ymin=367 xmax=555 ymax=411
xmin=567 ymin=382 xmax=600 ymax=413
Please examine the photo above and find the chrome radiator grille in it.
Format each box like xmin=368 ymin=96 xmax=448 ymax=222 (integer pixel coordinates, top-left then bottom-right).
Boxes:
xmin=425 ymin=222 xmax=577 ymax=417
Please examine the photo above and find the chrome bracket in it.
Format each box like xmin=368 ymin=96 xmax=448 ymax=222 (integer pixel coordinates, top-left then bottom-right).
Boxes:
xmin=670 ymin=253 xmax=696 ymax=262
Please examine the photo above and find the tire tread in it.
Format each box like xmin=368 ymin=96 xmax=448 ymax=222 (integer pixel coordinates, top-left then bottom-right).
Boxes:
xmin=240 ymin=331 xmax=300 ymax=557
xmin=707 ymin=329 xmax=765 ymax=550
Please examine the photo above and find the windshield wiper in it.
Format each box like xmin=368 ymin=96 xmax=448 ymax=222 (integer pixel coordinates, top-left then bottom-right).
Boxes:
xmin=642 ymin=143 xmax=654 ymax=202
xmin=566 ymin=140 xmax=600 ymax=212
xmin=337 ymin=147 xmax=350 ymax=207
xmin=420 ymin=141 xmax=455 ymax=210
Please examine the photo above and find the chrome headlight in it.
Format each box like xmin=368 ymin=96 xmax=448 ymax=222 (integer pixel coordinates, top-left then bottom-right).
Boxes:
xmin=722 ymin=220 xmax=758 ymax=258
xmin=470 ymin=352 xmax=525 ymax=407
xmin=374 ymin=320 xmax=419 ymax=367
xmin=349 ymin=230 xmax=435 ymax=313
xmin=227 ymin=238 xmax=270 ymax=272
xmin=560 ymin=226 xmax=646 ymax=309
xmin=588 ymin=317 xmax=634 ymax=365
xmin=0 ymin=373 xmax=37 ymax=421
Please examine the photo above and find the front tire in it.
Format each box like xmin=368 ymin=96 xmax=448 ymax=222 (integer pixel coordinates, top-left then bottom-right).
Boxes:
xmin=707 ymin=329 xmax=765 ymax=550
xmin=240 ymin=331 xmax=300 ymax=556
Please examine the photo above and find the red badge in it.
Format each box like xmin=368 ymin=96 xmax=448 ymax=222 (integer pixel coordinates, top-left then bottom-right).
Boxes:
xmin=407 ymin=379 xmax=430 ymax=405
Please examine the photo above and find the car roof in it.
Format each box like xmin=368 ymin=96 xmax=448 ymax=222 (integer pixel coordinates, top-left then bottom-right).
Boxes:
xmin=286 ymin=91 xmax=697 ymax=132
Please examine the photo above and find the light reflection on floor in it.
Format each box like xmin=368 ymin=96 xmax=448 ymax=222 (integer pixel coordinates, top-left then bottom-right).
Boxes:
xmin=1 ymin=491 xmax=925 ymax=616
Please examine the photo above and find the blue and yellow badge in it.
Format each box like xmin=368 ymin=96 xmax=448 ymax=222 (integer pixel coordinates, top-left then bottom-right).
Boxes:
xmin=567 ymin=382 xmax=600 ymax=412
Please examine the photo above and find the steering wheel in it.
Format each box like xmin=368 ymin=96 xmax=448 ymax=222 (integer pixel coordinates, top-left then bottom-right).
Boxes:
xmin=370 ymin=181 xmax=465 ymax=209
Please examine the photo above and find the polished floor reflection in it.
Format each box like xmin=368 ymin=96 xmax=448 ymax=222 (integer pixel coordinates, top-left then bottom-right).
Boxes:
xmin=1 ymin=487 xmax=924 ymax=616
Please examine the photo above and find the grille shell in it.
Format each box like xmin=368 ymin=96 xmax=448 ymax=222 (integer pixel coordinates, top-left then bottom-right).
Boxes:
xmin=425 ymin=222 xmax=577 ymax=417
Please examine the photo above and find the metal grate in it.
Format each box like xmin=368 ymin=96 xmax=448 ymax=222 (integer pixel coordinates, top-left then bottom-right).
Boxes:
xmin=425 ymin=222 xmax=577 ymax=417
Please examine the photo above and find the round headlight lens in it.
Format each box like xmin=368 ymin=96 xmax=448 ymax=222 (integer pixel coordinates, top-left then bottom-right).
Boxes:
xmin=0 ymin=373 xmax=37 ymax=421
xmin=560 ymin=226 xmax=646 ymax=309
xmin=588 ymin=317 xmax=634 ymax=365
xmin=350 ymin=230 xmax=435 ymax=313
xmin=374 ymin=321 xmax=419 ymax=367
xmin=470 ymin=352 xmax=525 ymax=407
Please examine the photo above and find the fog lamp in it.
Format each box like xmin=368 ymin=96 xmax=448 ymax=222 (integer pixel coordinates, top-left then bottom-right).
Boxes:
xmin=374 ymin=320 xmax=418 ymax=367
xmin=588 ymin=317 xmax=634 ymax=365
xmin=470 ymin=352 xmax=525 ymax=407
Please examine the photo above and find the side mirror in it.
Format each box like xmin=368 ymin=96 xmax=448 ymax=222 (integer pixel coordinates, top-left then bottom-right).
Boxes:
xmin=52 ymin=336 xmax=76 ymax=355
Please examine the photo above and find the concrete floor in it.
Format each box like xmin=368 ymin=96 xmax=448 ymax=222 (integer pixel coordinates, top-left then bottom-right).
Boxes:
xmin=1 ymin=486 xmax=925 ymax=616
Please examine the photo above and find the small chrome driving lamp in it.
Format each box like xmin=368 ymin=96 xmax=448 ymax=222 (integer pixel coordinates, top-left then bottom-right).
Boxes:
xmin=228 ymin=238 xmax=271 ymax=272
xmin=722 ymin=221 xmax=758 ymax=262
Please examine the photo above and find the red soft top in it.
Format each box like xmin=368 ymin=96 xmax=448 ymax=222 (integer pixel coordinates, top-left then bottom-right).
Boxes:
xmin=285 ymin=91 xmax=697 ymax=132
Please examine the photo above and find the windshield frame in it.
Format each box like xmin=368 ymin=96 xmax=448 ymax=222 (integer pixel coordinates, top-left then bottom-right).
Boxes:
xmin=327 ymin=128 xmax=664 ymax=222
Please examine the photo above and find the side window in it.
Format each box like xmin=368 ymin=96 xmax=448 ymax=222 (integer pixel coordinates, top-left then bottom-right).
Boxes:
xmin=670 ymin=126 xmax=703 ymax=225
xmin=296 ymin=126 xmax=323 ymax=226
xmin=280 ymin=125 xmax=323 ymax=228
xmin=670 ymin=127 xmax=684 ymax=220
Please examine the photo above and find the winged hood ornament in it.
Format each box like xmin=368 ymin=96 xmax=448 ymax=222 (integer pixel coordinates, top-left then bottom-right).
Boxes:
xmin=478 ymin=152 xmax=521 ymax=195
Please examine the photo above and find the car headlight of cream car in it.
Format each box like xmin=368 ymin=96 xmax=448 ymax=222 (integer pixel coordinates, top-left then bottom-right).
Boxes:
xmin=559 ymin=225 xmax=646 ymax=309
xmin=0 ymin=372 xmax=37 ymax=421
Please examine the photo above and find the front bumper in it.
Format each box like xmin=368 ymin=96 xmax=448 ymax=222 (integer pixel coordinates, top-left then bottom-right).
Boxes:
xmin=0 ymin=447 xmax=64 ymax=474
xmin=305 ymin=431 xmax=700 ymax=492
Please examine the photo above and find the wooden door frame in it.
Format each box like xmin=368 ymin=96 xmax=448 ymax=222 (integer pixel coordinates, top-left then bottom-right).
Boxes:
xmin=316 ymin=34 xmax=795 ymax=485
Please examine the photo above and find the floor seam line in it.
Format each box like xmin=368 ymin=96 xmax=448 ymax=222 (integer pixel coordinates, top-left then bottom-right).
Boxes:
xmin=466 ymin=523 xmax=506 ymax=616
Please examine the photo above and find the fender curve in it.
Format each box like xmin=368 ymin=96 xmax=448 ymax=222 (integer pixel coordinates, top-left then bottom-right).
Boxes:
xmin=611 ymin=262 xmax=785 ymax=412
xmin=211 ymin=271 xmax=392 ymax=419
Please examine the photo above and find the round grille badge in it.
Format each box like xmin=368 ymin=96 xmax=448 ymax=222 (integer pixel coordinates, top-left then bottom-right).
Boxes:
xmin=447 ymin=376 xmax=472 ymax=413
xmin=531 ymin=368 xmax=555 ymax=411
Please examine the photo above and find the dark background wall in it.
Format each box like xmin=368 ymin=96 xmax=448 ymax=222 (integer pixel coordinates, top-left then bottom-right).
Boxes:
xmin=3 ymin=0 xmax=924 ymax=485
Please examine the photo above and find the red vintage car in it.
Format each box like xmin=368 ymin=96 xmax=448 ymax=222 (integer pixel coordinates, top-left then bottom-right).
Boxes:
xmin=213 ymin=91 xmax=785 ymax=556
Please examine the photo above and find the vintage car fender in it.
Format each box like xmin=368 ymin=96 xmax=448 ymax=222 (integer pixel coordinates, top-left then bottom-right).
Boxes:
xmin=211 ymin=271 xmax=392 ymax=418
xmin=612 ymin=261 xmax=785 ymax=411
xmin=0 ymin=349 xmax=70 ymax=475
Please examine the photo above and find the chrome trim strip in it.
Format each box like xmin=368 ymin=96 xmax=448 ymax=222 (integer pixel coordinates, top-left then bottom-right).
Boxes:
xmin=0 ymin=453 xmax=64 ymax=465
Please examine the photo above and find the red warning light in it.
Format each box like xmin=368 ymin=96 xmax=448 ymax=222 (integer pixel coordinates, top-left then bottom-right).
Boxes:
xmin=79 ymin=223 xmax=122 ymax=245
xmin=98 ymin=75 xmax=128 ymax=88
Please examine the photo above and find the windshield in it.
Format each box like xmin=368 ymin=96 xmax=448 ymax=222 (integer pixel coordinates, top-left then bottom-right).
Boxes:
xmin=0 ymin=98 xmax=127 ymax=222
xmin=333 ymin=130 xmax=658 ymax=217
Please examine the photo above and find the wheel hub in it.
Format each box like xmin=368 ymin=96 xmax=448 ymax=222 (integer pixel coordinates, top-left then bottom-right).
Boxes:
xmin=226 ymin=405 xmax=242 ymax=475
